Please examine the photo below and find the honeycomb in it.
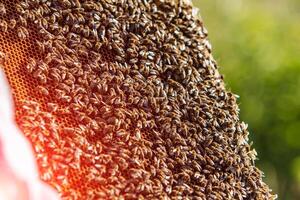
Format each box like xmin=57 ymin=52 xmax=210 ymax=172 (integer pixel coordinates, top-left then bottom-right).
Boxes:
xmin=0 ymin=0 xmax=276 ymax=199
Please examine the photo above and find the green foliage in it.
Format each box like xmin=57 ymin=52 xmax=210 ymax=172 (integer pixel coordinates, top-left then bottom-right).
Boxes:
xmin=194 ymin=0 xmax=300 ymax=199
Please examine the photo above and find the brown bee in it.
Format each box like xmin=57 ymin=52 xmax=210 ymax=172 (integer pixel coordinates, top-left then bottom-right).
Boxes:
xmin=0 ymin=19 xmax=7 ymax=32
xmin=25 ymin=58 xmax=37 ymax=74
xmin=58 ymin=0 xmax=72 ymax=8
xmin=18 ymin=15 xmax=27 ymax=26
xmin=248 ymin=148 xmax=258 ymax=161
xmin=46 ymin=103 xmax=59 ymax=113
xmin=17 ymin=26 xmax=29 ymax=39
xmin=36 ymin=85 xmax=49 ymax=96
xmin=8 ymin=19 xmax=17 ymax=29
xmin=0 ymin=3 xmax=6 ymax=15
xmin=0 ymin=51 xmax=6 ymax=64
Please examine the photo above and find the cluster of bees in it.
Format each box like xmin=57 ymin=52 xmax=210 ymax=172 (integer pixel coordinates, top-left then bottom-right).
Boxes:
xmin=0 ymin=0 xmax=276 ymax=199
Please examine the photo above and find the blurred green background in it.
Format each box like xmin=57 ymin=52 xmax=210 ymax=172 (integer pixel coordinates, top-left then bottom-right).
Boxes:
xmin=193 ymin=0 xmax=300 ymax=199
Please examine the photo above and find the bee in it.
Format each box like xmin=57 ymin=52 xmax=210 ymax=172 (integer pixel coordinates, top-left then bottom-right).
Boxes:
xmin=62 ymin=127 xmax=76 ymax=135
xmin=18 ymin=15 xmax=27 ymax=26
xmin=17 ymin=26 xmax=29 ymax=39
xmin=58 ymin=0 xmax=72 ymax=8
xmin=72 ymin=0 xmax=81 ymax=8
xmin=81 ymin=25 xmax=90 ymax=38
xmin=47 ymin=103 xmax=59 ymax=113
xmin=0 ymin=51 xmax=6 ymax=64
xmin=60 ymin=94 xmax=72 ymax=103
xmin=98 ymin=25 xmax=106 ymax=41
xmin=77 ymin=47 xmax=89 ymax=58
xmin=15 ymin=4 xmax=24 ymax=14
xmin=36 ymin=72 xmax=47 ymax=84
xmin=249 ymin=178 xmax=258 ymax=190
xmin=129 ymin=58 xmax=139 ymax=64
xmin=114 ymin=55 xmax=123 ymax=63
xmin=49 ymin=70 xmax=62 ymax=83
xmin=0 ymin=19 xmax=7 ymax=32
xmin=58 ymin=82 xmax=71 ymax=93
xmin=8 ymin=19 xmax=17 ymax=29
xmin=36 ymin=85 xmax=49 ymax=96
xmin=77 ymin=13 xmax=86 ymax=24
xmin=206 ymin=155 xmax=215 ymax=166
xmin=37 ymin=18 xmax=49 ymax=29
xmin=248 ymin=149 xmax=257 ymax=161
xmin=81 ymin=38 xmax=93 ymax=49
xmin=89 ymin=28 xmax=98 ymax=40
xmin=0 ymin=3 xmax=6 ymax=15
xmin=69 ymin=161 xmax=81 ymax=170
xmin=237 ymin=134 xmax=247 ymax=146
xmin=81 ymin=1 xmax=97 ymax=10
xmin=23 ymin=9 xmax=35 ymax=21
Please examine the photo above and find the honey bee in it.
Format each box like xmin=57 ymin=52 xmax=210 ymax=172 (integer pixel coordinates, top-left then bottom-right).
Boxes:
xmin=58 ymin=0 xmax=72 ymax=8
xmin=0 ymin=51 xmax=6 ymax=64
xmin=17 ymin=26 xmax=29 ymax=39
xmin=46 ymin=103 xmax=59 ymax=113
xmin=18 ymin=15 xmax=27 ymax=26
xmin=98 ymin=25 xmax=106 ymax=41
xmin=8 ymin=19 xmax=17 ymax=29
xmin=77 ymin=47 xmax=89 ymax=58
xmin=248 ymin=149 xmax=257 ymax=161
xmin=36 ymin=85 xmax=49 ymax=96
xmin=0 ymin=19 xmax=7 ymax=32
xmin=60 ymin=94 xmax=72 ymax=103
xmin=25 ymin=58 xmax=37 ymax=73
xmin=249 ymin=178 xmax=258 ymax=190
xmin=0 ymin=3 xmax=6 ymax=15
xmin=35 ymin=72 xmax=47 ymax=84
